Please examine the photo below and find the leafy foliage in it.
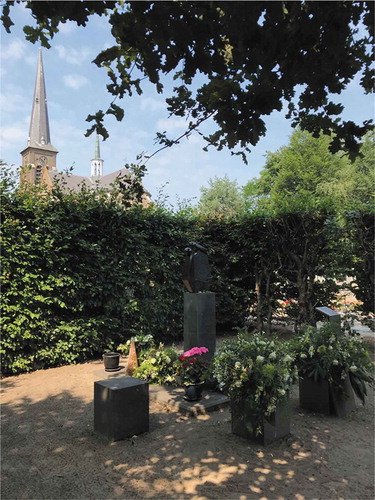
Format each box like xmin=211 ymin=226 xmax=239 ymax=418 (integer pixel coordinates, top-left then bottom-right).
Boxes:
xmin=197 ymin=175 xmax=244 ymax=218
xmin=133 ymin=344 xmax=179 ymax=385
xmin=2 ymin=1 xmax=373 ymax=159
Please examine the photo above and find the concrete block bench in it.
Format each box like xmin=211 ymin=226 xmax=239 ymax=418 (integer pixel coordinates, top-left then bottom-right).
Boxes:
xmin=94 ymin=377 xmax=149 ymax=441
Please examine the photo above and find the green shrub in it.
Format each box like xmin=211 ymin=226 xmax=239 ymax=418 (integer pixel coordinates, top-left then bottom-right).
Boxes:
xmin=133 ymin=345 xmax=179 ymax=385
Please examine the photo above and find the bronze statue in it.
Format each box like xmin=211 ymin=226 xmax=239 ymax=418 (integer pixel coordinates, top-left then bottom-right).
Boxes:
xmin=183 ymin=242 xmax=212 ymax=293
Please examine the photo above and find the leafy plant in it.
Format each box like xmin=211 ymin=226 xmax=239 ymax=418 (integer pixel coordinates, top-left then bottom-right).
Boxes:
xmin=292 ymin=323 xmax=374 ymax=403
xmin=213 ymin=330 xmax=298 ymax=419
xmin=132 ymin=345 xmax=179 ymax=385
xmin=177 ymin=347 xmax=210 ymax=385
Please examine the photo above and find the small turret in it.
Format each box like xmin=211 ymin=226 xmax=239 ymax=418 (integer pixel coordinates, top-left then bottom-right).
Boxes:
xmin=91 ymin=134 xmax=104 ymax=177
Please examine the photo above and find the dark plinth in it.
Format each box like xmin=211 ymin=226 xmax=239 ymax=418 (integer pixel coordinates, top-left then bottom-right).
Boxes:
xmin=94 ymin=376 xmax=149 ymax=441
xmin=184 ymin=292 xmax=216 ymax=358
xmin=231 ymin=399 xmax=290 ymax=445
xmin=299 ymin=377 xmax=331 ymax=415
xmin=299 ymin=376 xmax=356 ymax=417
xmin=315 ymin=306 xmax=341 ymax=333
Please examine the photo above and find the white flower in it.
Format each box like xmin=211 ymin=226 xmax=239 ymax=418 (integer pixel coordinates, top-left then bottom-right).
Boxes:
xmin=308 ymin=347 xmax=315 ymax=356
xmin=284 ymin=354 xmax=293 ymax=363
xmin=269 ymin=352 xmax=277 ymax=360
xmin=165 ymin=357 xmax=171 ymax=364
xmin=332 ymin=360 xmax=339 ymax=366
xmin=256 ymin=355 xmax=264 ymax=363
xmin=278 ymin=389 xmax=286 ymax=396
xmin=235 ymin=362 xmax=242 ymax=369
xmin=150 ymin=358 xmax=156 ymax=364
xmin=234 ymin=380 xmax=242 ymax=387
xmin=349 ymin=365 xmax=358 ymax=373
xmin=300 ymin=353 xmax=307 ymax=359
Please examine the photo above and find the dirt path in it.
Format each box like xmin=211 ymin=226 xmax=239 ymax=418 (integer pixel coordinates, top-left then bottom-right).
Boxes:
xmin=1 ymin=359 xmax=374 ymax=500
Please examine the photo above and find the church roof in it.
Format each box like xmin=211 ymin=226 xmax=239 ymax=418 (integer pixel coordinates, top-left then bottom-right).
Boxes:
xmin=49 ymin=167 xmax=132 ymax=192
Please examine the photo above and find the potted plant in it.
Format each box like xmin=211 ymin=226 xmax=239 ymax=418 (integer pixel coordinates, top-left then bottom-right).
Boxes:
xmin=293 ymin=323 xmax=374 ymax=416
xmin=212 ymin=331 xmax=297 ymax=444
xmin=177 ymin=347 xmax=210 ymax=401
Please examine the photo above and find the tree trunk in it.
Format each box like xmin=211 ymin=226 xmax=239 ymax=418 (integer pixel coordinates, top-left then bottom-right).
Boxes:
xmin=255 ymin=271 xmax=263 ymax=332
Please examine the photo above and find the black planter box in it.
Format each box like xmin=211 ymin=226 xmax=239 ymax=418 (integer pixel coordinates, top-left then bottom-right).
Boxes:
xmin=299 ymin=376 xmax=356 ymax=417
xmin=231 ymin=398 xmax=290 ymax=445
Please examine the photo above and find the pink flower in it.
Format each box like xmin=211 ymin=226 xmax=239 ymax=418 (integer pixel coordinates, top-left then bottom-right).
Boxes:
xmin=183 ymin=346 xmax=209 ymax=357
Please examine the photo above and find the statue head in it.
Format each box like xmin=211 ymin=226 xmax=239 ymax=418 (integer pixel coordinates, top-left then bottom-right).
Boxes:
xmin=183 ymin=241 xmax=212 ymax=293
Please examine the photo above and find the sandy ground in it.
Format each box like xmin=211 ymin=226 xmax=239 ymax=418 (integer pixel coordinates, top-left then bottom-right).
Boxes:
xmin=1 ymin=356 xmax=374 ymax=500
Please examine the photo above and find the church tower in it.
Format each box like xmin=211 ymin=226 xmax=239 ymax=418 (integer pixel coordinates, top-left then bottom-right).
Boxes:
xmin=90 ymin=134 xmax=104 ymax=177
xmin=20 ymin=48 xmax=58 ymax=186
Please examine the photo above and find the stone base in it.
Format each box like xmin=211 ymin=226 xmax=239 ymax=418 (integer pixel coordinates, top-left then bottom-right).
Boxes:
xmin=184 ymin=292 xmax=216 ymax=359
xmin=94 ymin=376 xmax=149 ymax=441
xmin=149 ymin=385 xmax=229 ymax=416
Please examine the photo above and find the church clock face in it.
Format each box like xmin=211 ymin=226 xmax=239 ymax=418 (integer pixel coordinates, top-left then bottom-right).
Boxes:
xmin=39 ymin=155 xmax=47 ymax=165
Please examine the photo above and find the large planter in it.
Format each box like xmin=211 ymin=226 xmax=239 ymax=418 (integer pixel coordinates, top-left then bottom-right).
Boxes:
xmin=183 ymin=383 xmax=204 ymax=402
xmin=103 ymin=352 xmax=121 ymax=372
xmin=299 ymin=375 xmax=356 ymax=417
xmin=231 ymin=398 xmax=290 ymax=445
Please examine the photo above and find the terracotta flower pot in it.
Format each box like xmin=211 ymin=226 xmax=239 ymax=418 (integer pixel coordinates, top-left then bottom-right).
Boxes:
xmin=103 ymin=352 xmax=120 ymax=372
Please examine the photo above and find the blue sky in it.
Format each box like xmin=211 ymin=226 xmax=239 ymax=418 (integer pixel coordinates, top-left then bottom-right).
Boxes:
xmin=1 ymin=2 xmax=373 ymax=207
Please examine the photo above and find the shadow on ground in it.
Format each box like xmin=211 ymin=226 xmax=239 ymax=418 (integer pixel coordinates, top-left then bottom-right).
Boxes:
xmin=1 ymin=364 xmax=374 ymax=500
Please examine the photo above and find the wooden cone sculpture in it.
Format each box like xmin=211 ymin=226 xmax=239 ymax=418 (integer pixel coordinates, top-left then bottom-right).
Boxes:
xmin=126 ymin=340 xmax=139 ymax=376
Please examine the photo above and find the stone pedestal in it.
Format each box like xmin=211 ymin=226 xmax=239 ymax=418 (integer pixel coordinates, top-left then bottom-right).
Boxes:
xmin=184 ymin=292 xmax=216 ymax=359
xmin=94 ymin=377 xmax=149 ymax=441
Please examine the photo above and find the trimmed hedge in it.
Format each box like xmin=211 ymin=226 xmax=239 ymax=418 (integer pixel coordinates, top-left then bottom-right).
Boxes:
xmin=1 ymin=183 xmax=373 ymax=375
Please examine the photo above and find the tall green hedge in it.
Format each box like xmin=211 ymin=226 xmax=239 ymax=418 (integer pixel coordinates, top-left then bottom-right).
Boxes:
xmin=1 ymin=179 xmax=373 ymax=375
xmin=1 ymin=185 xmax=195 ymax=374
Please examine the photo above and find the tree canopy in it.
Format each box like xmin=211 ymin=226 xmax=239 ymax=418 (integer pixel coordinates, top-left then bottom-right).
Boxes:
xmin=197 ymin=175 xmax=244 ymax=217
xmin=243 ymin=129 xmax=375 ymax=213
xmin=2 ymin=1 xmax=374 ymax=161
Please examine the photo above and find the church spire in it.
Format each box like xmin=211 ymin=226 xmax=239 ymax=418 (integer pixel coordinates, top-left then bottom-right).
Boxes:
xmin=91 ymin=134 xmax=104 ymax=177
xmin=28 ymin=48 xmax=54 ymax=149
xmin=20 ymin=48 xmax=58 ymax=180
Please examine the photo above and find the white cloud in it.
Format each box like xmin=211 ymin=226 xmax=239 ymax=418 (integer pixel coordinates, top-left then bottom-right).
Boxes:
xmin=55 ymin=45 xmax=92 ymax=65
xmin=63 ymin=74 xmax=89 ymax=90
xmin=156 ymin=117 xmax=188 ymax=133
xmin=0 ymin=87 xmax=29 ymax=113
xmin=1 ymin=38 xmax=27 ymax=60
xmin=0 ymin=125 xmax=26 ymax=149
xmin=140 ymin=97 xmax=165 ymax=112
xmin=57 ymin=21 xmax=77 ymax=36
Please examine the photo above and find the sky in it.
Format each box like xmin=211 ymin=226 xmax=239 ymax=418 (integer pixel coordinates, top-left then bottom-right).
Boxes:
xmin=1 ymin=2 xmax=374 ymax=208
